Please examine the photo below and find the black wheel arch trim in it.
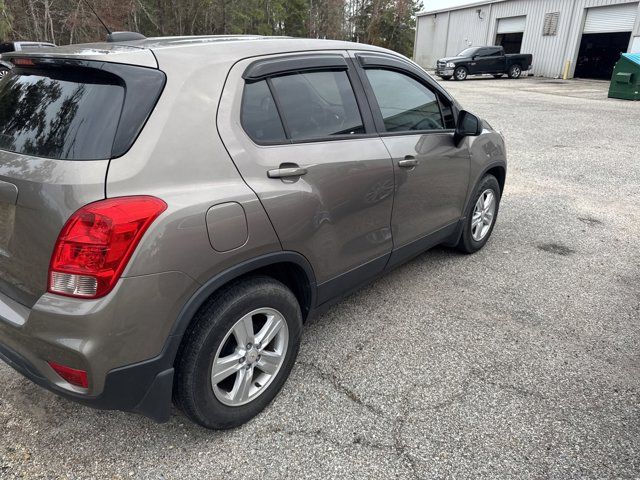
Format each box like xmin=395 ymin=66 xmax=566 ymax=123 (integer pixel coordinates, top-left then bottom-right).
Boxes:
xmin=168 ymin=251 xmax=317 ymax=344
xmin=478 ymin=161 xmax=507 ymax=195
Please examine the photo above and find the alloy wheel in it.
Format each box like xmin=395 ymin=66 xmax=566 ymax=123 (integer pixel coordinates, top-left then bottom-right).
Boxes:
xmin=455 ymin=68 xmax=467 ymax=80
xmin=211 ymin=307 xmax=289 ymax=406
xmin=471 ymin=189 xmax=496 ymax=241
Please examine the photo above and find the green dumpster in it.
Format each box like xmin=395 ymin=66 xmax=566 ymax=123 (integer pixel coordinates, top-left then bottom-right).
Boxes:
xmin=608 ymin=53 xmax=640 ymax=101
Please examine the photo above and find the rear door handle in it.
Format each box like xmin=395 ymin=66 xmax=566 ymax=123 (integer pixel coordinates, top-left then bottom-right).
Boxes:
xmin=398 ymin=156 xmax=418 ymax=168
xmin=267 ymin=167 xmax=307 ymax=179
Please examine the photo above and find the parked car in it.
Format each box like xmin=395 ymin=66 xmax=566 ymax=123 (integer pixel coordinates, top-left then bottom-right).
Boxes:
xmin=0 ymin=41 xmax=56 ymax=78
xmin=435 ymin=46 xmax=533 ymax=81
xmin=0 ymin=35 xmax=506 ymax=429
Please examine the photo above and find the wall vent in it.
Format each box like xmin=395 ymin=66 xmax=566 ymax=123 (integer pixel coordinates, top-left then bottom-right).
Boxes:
xmin=543 ymin=12 xmax=560 ymax=36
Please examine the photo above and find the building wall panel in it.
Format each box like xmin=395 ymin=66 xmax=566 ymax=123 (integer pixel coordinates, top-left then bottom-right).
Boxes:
xmin=414 ymin=0 xmax=640 ymax=78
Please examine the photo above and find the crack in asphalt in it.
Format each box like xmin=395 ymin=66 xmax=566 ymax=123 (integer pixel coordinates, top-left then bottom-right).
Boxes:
xmin=297 ymin=361 xmax=424 ymax=479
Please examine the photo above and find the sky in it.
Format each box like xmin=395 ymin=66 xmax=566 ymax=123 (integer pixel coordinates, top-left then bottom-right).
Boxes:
xmin=420 ymin=0 xmax=483 ymax=13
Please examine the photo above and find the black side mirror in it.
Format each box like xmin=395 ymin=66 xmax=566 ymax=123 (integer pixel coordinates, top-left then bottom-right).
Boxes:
xmin=454 ymin=110 xmax=482 ymax=146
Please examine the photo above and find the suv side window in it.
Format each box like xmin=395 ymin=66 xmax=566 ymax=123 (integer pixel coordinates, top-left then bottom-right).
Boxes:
xmin=269 ymin=70 xmax=365 ymax=141
xmin=364 ymin=68 xmax=447 ymax=133
xmin=241 ymin=80 xmax=287 ymax=143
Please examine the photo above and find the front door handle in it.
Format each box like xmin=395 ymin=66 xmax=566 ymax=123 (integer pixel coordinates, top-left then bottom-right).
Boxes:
xmin=398 ymin=156 xmax=418 ymax=168
xmin=267 ymin=166 xmax=308 ymax=179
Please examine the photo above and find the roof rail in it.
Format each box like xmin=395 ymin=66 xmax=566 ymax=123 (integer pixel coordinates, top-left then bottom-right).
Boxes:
xmin=107 ymin=32 xmax=146 ymax=43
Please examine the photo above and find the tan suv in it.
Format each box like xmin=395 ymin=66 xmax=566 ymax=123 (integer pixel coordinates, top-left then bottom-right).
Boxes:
xmin=0 ymin=35 xmax=506 ymax=429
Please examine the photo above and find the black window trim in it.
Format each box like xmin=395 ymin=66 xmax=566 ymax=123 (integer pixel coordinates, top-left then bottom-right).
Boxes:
xmin=240 ymin=54 xmax=378 ymax=146
xmin=353 ymin=52 xmax=458 ymax=137
xmin=243 ymin=54 xmax=348 ymax=81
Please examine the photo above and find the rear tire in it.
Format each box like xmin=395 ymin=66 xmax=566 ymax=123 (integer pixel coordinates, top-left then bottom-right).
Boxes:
xmin=174 ymin=276 xmax=303 ymax=429
xmin=508 ymin=64 xmax=522 ymax=79
xmin=454 ymin=66 xmax=468 ymax=81
xmin=457 ymin=175 xmax=501 ymax=254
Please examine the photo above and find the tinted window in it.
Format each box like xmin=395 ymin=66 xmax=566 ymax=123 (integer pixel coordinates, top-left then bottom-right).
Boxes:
xmin=0 ymin=43 xmax=14 ymax=54
xmin=457 ymin=47 xmax=480 ymax=57
xmin=479 ymin=47 xmax=501 ymax=57
xmin=241 ymin=80 xmax=286 ymax=143
xmin=270 ymin=70 xmax=364 ymax=141
xmin=0 ymin=70 xmax=124 ymax=160
xmin=365 ymin=69 xmax=444 ymax=132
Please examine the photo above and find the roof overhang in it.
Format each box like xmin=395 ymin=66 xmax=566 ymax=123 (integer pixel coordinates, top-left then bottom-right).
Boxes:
xmin=417 ymin=0 xmax=508 ymax=17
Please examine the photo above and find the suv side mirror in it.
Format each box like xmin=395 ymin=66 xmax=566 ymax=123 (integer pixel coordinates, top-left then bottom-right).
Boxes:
xmin=454 ymin=110 xmax=482 ymax=146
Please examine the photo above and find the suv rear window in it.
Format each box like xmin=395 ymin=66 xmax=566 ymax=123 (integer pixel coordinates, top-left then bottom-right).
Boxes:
xmin=0 ymin=61 xmax=165 ymax=160
xmin=0 ymin=71 xmax=124 ymax=160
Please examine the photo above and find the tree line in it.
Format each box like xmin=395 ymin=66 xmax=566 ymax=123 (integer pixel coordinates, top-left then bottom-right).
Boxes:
xmin=0 ymin=0 xmax=423 ymax=57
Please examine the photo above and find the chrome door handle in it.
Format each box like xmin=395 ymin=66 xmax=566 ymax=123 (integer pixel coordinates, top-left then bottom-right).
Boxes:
xmin=398 ymin=157 xmax=418 ymax=168
xmin=267 ymin=167 xmax=308 ymax=179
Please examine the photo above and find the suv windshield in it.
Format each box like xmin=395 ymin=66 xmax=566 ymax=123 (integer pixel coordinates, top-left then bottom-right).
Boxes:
xmin=0 ymin=69 xmax=124 ymax=160
xmin=457 ymin=47 xmax=481 ymax=57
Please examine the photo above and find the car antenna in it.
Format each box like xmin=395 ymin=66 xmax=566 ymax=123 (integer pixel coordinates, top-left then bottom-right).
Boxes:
xmin=82 ymin=0 xmax=112 ymax=36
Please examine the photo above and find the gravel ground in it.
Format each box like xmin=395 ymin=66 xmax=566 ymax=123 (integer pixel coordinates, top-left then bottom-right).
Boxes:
xmin=1 ymin=77 xmax=639 ymax=479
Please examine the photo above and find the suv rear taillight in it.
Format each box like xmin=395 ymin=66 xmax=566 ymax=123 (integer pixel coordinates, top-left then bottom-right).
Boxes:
xmin=48 ymin=196 xmax=167 ymax=299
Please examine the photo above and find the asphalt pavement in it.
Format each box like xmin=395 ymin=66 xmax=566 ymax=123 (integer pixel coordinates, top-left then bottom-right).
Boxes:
xmin=1 ymin=76 xmax=639 ymax=479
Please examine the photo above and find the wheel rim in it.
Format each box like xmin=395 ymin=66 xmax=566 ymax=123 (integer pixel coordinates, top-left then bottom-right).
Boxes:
xmin=456 ymin=69 xmax=466 ymax=80
xmin=471 ymin=189 xmax=496 ymax=241
xmin=0 ymin=70 xmax=6 ymax=79
xmin=211 ymin=307 xmax=289 ymax=407
xmin=512 ymin=66 xmax=521 ymax=77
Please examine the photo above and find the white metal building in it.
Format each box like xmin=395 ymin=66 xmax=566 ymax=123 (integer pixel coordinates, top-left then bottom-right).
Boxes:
xmin=414 ymin=0 xmax=640 ymax=79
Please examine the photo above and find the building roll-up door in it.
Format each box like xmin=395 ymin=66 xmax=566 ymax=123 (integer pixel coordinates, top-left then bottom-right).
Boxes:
xmin=583 ymin=3 xmax=638 ymax=34
xmin=496 ymin=16 xmax=526 ymax=34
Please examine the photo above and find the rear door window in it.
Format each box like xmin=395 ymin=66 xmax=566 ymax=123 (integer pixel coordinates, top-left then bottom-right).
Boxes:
xmin=269 ymin=70 xmax=365 ymax=141
xmin=241 ymin=80 xmax=287 ymax=143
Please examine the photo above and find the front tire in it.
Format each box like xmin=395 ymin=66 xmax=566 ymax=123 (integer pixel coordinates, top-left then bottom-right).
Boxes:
xmin=174 ymin=276 xmax=303 ymax=429
xmin=457 ymin=175 xmax=501 ymax=253
xmin=454 ymin=66 xmax=468 ymax=81
xmin=508 ymin=64 xmax=522 ymax=79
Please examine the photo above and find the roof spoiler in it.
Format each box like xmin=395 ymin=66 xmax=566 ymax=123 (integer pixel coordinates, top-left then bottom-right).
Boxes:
xmin=107 ymin=32 xmax=146 ymax=43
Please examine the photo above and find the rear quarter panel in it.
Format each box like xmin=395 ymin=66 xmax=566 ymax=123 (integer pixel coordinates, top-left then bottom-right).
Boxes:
xmin=104 ymin=50 xmax=282 ymax=285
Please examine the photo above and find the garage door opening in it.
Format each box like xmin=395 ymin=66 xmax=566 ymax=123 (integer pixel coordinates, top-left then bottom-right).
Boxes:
xmin=575 ymin=32 xmax=632 ymax=79
xmin=574 ymin=3 xmax=637 ymax=79
xmin=495 ymin=16 xmax=526 ymax=53
xmin=496 ymin=32 xmax=524 ymax=53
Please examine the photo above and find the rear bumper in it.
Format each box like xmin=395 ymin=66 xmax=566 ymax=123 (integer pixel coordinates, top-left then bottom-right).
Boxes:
xmin=0 ymin=336 xmax=178 ymax=422
xmin=0 ymin=271 xmax=198 ymax=422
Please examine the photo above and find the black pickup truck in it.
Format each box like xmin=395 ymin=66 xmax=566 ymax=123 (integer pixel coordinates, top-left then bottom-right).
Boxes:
xmin=435 ymin=46 xmax=533 ymax=81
